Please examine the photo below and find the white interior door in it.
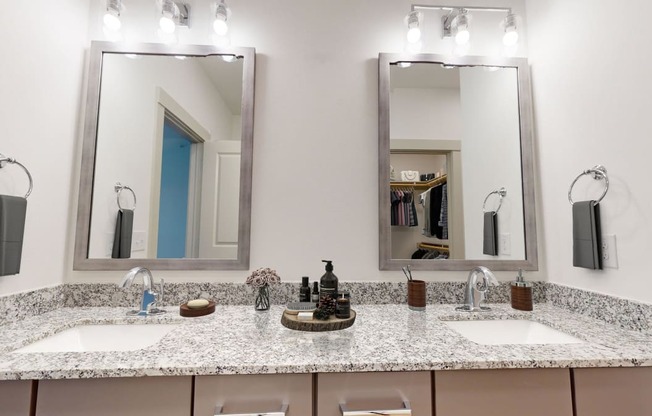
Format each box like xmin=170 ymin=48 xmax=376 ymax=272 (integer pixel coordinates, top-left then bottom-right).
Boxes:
xmin=199 ymin=140 xmax=241 ymax=259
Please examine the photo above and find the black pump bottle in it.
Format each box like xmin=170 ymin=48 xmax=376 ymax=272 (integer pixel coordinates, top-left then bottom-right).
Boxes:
xmin=319 ymin=260 xmax=338 ymax=299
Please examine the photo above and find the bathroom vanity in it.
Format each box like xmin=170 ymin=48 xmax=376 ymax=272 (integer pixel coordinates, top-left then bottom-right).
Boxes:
xmin=1 ymin=304 xmax=651 ymax=415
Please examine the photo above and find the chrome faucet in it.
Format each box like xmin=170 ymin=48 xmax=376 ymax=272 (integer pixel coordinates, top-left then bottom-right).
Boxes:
xmin=456 ymin=266 xmax=499 ymax=312
xmin=119 ymin=267 xmax=165 ymax=316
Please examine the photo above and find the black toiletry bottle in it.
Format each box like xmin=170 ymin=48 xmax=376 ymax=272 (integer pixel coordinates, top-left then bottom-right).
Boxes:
xmin=299 ymin=276 xmax=311 ymax=302
xmin=319 ymin=260 xmax=338 ymax=301
xmin=311 ymin=282 xmax=320 ymax=303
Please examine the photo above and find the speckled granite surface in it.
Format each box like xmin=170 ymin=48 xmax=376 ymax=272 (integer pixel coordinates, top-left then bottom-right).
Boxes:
xmin=62 ymin=281 xmax=548 ymax=308
xmin=0 ymin=281 xmax=649 ymax=332
xmin=0 ymin=286 xmax=65 ymax=327
xmin=546 ymin=283 xmax=652 ymax=332
xmin=0 ymin=304 xmax=650 ymax=380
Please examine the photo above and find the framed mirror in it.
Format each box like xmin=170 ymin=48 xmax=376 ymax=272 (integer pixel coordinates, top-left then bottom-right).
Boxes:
xmin=74 ymin=41 xmax=255 ymax=270
xmin=378 ymin=53 xmax=537 ymax=271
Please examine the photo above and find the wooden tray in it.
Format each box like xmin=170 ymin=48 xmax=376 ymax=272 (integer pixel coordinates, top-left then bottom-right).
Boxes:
xmin=180 ymin=300 xmax=216 ymax=317
xmin=281 ymin=309 xmax=356 ymax=332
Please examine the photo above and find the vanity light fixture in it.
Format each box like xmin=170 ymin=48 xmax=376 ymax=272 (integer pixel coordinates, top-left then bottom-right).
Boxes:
xmin=450 ymin=9 xmax=470 ymax=45
xmin=103 ymin=0 xmax=122 ymax=32
xmin=501 ymin=13 xmax=519 ymax=46
xmin=405 ymin=11 xmax=423 ymax=44
xmin=213 ymin=0 xmax=230 ymax=36
xmin=158 ymin=0 xmax=190 ymax=34
xmin=408 ymin=5 xmax=519 ymax=51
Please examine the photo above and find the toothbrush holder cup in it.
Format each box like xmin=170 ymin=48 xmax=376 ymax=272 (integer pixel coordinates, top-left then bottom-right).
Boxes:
xmin=407 ymin=280 xmax=426 ymax=311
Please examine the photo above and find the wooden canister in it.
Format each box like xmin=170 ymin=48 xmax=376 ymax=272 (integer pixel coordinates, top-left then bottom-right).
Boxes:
xmin=511 ymin=284 xmax=533 ymax=311
xmin=408 ymin=280 xmax=426 ymax=311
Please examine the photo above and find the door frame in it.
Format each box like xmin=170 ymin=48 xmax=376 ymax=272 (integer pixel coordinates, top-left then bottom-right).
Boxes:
xmin=150 ymin=88 xmax=209 ymax=258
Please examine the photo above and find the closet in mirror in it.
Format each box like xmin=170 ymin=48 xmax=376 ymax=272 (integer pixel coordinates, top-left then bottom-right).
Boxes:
xmin=379 ymin=53 xmax=537 ymax=271
xmin=74 ymin=42 xmax=255 ymax=270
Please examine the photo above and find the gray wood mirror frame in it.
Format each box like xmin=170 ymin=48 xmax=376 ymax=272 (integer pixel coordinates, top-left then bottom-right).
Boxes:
xmin=378 ymin=53 xmax=537 ymax=271
xmin=74 ymin=41 xmax=255 ymax=270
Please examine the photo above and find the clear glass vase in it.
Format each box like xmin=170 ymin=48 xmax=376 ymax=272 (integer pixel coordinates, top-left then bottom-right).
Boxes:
xmin=255 ymin=285 xmax=270 ymax=311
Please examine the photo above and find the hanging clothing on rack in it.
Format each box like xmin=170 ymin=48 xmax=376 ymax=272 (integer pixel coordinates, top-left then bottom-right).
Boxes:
xmin=420 ymin=181 xmax=448 ymax=239
xmin=390 ymin=189 xmax=418 ymax=227
xmin=439 ymin=183 xmax=448 ymax=239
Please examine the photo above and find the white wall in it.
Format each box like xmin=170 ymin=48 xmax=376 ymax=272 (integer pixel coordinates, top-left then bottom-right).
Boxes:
xmin=459 ymin=67 xmax=525 ymax=260
xmin=526 ymin=0 xmax=652 ymax=302
xmin=390 ymin=88 xmax=462 ymax=139
xmin=0 ymin=0 xmax=89 ymax=295
xmin=1 ymin=0 xmax=533 ymax=293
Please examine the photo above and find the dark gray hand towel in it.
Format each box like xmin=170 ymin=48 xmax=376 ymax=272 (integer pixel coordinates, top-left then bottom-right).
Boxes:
xmin=483 ymin=211 xmax=498 ymax=256
xmin=111 ymin=209 xmax=134 ymax=259
xmin=0 ymin=195 xmax=27 ymax=276
xmin=573 ymin=200 xmax=602 ymax=269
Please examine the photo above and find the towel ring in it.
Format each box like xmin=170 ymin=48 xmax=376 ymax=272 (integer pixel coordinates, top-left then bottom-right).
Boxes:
xmin=0 ymin=153 xmax=33 ymax=199
xmin=114 ymin=182 xmax=136 ymax=210
xmin=568 ymin=165 xmax=609 ymax=205
xmin=483 ymin=187 xmax=507 ymax=213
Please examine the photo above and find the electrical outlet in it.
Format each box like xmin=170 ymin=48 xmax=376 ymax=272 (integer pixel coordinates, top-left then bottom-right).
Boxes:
xmin=601 ymin=234 xmax=618 ymax=269
xmin=499 ymin=233 xmax=511 ymax=256
xmin=132 ymin=231 xmax=147 ymax=252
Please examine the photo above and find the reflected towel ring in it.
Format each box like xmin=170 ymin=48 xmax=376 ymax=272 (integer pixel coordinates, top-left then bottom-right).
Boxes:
xmin=114 ymin=182 xmax=136 ymax=210
xmin=0 ymin=153 xmax=34 ymax=199
xmin=568 ymin=165 xmax=609 ymax=205
xmin=482 ymin=187 xmax=507 ymax=213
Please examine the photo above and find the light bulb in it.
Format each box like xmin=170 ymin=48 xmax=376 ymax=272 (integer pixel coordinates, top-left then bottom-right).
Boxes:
xmin=103 ymin=12 xmax=121 ymax=31
xmin=213 ymin=18 xmax=228 ymax=36
xmin=455 ymin=28 xmax=470 ymax=45
xmin=452 ymin=10 xmax=470 ymax=46
xmin=405 ymin=11 xmax=422 ymax=44
xmin=397 ymin=62 xmax=412 ymax=68
xmin=159 ymin=15 xmax=176 ymax=34
xmin=406 ymin=27 xmax=421 ymax=44
xmin=503 ymin=28 xmax=518 ymax=46
xmin=221 ymin=55 xmax=236 ymax=62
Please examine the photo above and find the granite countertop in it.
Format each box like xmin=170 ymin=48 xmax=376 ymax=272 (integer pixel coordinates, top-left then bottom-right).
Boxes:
xmin=0 ymin=303 xmax=651 ymax=380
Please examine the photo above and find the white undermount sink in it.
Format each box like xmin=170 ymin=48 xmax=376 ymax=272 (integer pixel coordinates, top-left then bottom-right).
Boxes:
xmin=443 ymin=320 xmax=584 ymax=345
xmin=12 ymin=324 xmax=179 ymax=353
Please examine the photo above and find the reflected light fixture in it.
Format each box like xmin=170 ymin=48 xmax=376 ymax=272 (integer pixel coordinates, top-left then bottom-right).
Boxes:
xmin=103 ymin=0 xmax=122 ymax=32
xmin=213 ymin=0 xmax=230 ymax=36
xmin=405 ymin=11 xmax=422 ymax=44
xmin=501 ymin=13 xmax=519 ymax=46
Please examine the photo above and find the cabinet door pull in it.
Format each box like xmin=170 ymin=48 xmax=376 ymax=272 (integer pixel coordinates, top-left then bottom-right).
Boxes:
xmin=339 ymin=400 xmax=411 ymax=416
xmin=214 ymin=403 xmax=289 ymax=416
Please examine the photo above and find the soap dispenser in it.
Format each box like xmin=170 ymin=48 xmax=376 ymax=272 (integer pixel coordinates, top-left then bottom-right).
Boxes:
xmin=511 ymin=269 xmax=533 ymax=311
xmin=319 ymin=260 xmax=338 ymax=301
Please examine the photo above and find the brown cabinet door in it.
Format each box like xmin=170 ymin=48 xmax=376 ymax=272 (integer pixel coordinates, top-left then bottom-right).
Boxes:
xmin=194 ymin=374 xmax=312 ymax=416
xmin=0 ymin=380 xmax=32 ymax=416
xmin=574 ymin=367 xmax=652 ymax=416
xmin=317 ymin=371 xmax=431 ymax=416
xmin=36 ymin=376 xmax=192 ymax=416
xmin=435 ymin=369 xmax=573 ymax=416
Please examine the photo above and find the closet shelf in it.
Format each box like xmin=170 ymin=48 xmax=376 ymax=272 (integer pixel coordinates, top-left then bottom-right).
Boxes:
xmin=390 ymin=175 xmax=447 ymax=190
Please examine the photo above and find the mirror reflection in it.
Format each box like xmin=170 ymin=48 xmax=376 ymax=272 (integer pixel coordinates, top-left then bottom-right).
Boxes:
xmin=378 ymin=53 xmax=538 ymax=271
xmin=74 ymin=42 xmax=255 ymax=270
xmin=88 ymin=53 xmax=244 ymax=260
xmin=389 ymin=63 xmax=525 ymax=261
